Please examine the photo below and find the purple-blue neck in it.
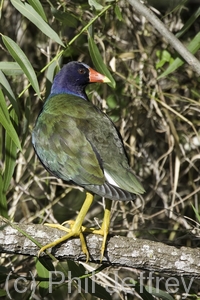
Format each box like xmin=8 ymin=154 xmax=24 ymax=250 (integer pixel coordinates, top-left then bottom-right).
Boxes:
xmin=50 ymin=83 xmax=88 ymax=100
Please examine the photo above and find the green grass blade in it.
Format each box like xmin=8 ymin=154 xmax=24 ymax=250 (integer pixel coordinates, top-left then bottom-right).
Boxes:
xmin=11 ymin=0 xmax=64 ymax=47
xmin=0 ymin=62 xmax=23 ymax=76
xmin=88 ymin=0 xmax=103 ymax=10
xmin=3 ymin=108 xmax=18 ymax=192
xmin=1 ymin=35 xmax=40 ymax=97
xmin=36 ymin=259 xmax=49 ymax=295
xmin=0 ymin=175 xmax=8 ymax=218
xmin=114 ymin=4 xmax=123 ymax=21
xmin=51 ymin=8 xmax=78 ymax=28
xmin=0 ymin=89 xmax=21 ymax=150
xmin=27 ymin=0 xmax=47 ymax=22
xmin=88 ymin=34 xmax=116 ymax=88
xmin=45 ymin=60 xmax=58 ymax=98
xmin=191 ymin=204 xmax=200 ymax=223
xmin=158 ymin=32 xmax=200 ymax=78
xmin=176 ymin=6 xmax=200 ymax=38
xmin=0 ymin=69 xmax=19 ymax=117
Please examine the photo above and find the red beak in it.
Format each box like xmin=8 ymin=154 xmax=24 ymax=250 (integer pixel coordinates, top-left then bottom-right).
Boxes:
xmin=89 ymin=67 xmax=110 ymax=83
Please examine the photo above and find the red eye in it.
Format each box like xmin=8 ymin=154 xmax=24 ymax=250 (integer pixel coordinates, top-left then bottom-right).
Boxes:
xmin=78 ymin=68 xmax=86 ymax=74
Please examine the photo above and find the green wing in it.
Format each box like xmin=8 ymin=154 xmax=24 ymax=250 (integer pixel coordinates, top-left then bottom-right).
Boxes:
xmin=32 ymin=93 xmax=144 ymax=197
xmin=32 ymin=95 xmax=105 ymax=186
xmin=79 ymin=108 xmax=145 ymax=195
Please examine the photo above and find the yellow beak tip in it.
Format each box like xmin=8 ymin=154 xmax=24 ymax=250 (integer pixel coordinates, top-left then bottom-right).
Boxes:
xmin=103 ymin=76 xmax=111 ymax=83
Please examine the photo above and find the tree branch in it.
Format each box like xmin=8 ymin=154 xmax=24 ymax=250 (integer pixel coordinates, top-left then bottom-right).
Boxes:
xmin=0 ymin=218 xmax=199 ymax=279
xmin=127 ymin=0 xmax=200 ymax=75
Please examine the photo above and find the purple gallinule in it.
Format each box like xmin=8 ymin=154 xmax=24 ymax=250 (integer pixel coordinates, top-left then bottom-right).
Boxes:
xmin=32 ymin=61 xmax=145 ymax=261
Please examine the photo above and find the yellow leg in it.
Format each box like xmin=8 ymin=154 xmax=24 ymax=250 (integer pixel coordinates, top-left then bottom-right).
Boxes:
xmin=38 ymin=192 xmax=94 ymax=261
xmin=100 ymin=199 xmax=112 ymax=259
xmin=84 ymin=198 xmax=112 ymax=261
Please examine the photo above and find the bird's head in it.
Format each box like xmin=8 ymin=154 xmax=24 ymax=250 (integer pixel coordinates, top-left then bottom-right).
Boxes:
xmin=50 ymin=61 xmax=110 ymax=100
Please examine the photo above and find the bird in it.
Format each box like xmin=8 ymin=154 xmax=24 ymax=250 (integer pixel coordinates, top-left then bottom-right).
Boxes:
xmin=32 ymin=61 xmax=145 ymax=261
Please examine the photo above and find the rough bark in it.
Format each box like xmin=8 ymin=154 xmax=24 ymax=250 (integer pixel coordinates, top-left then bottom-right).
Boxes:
xmin=0 ymin=218 xmax=200 ymax=279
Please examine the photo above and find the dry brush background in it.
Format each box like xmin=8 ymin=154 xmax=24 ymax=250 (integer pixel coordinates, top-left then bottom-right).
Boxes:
xmin=0 ymin=0 xmax=200 ymax=299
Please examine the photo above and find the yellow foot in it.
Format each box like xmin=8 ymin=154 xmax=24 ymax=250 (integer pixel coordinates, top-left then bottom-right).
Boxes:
xmin=61 ymin=220 xmax=108 ymax=260
xmin=38 ymin=192 xmax=95 ymax=261
xmin=38 ymin=220 xmax=108 ymax=262
xmin=38 ymin=194 xmax=112 ymax=262
xmin=61 ymin=220 xmax=109 ymax=260
xmin=86 ymin=227 xmax=108 ymax=262
xmin=38 ymin=221 xmax=89 ymax=261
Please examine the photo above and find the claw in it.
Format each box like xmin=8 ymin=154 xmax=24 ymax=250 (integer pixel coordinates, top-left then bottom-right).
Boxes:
xmin=38 ymin=194 xmax=112 ymax=262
